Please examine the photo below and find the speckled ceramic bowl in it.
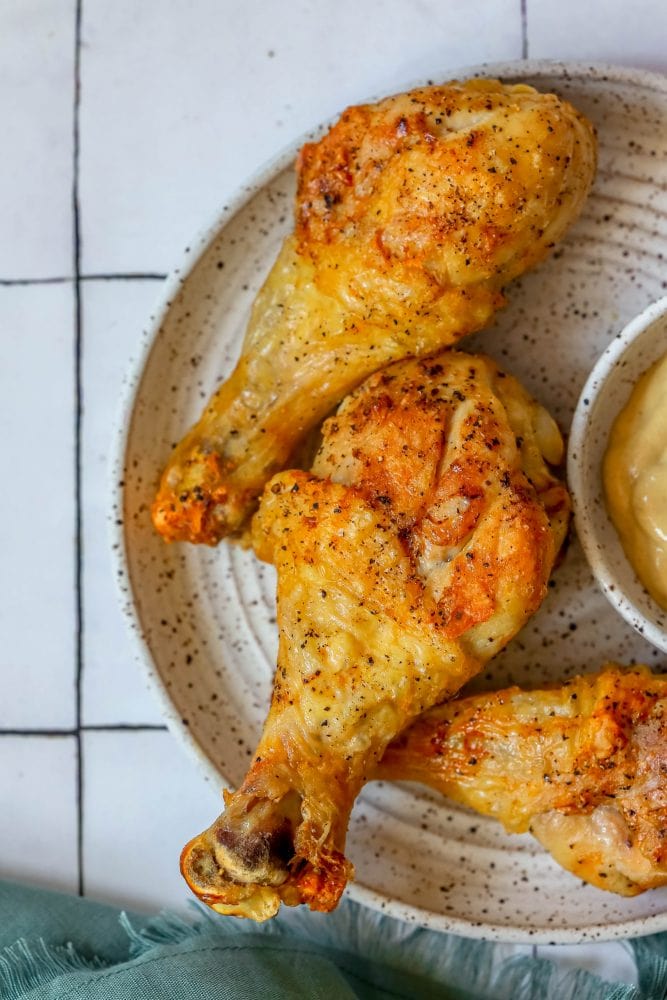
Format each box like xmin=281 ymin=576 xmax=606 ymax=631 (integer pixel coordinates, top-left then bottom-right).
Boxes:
xmin=568 ymin=297 xmax=667 ymax=653
xmin=115 ymin=61 xmax=667 ymax=942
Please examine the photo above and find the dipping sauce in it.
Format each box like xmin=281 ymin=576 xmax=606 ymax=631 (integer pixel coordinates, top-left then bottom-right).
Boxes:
xmin=604 ymin=351 xmax=667 ymax=611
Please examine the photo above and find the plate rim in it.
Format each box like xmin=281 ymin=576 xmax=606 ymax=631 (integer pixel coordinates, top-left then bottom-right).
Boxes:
xmin=112 ymin=58 xmax=667 ymax=943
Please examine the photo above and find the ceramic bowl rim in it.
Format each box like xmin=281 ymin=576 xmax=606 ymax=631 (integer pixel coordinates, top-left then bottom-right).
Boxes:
xmin=567 ymin=294 xmax=667 ymax=654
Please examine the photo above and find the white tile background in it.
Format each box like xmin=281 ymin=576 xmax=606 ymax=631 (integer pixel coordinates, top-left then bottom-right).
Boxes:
xmin=3 ymin=0 xmax=667 ymax=990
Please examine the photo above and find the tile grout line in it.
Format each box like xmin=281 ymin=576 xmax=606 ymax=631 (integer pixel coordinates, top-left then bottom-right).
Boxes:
xmin=82 ymin=272 xmax=167 ymax=281
xmin=83 ymin=723 xmax=169 ymax=732
xmin=521 ymin=0 xmax=528 ymax=60
xmin=0 ymin=276 xmax=71 ymax=287
xmin=0 ymin=725 xmax=169 ymax=737
xmin=72 ymin=0 xmax=84 ymax=899
xmin=0 ymin=273 xmax=167 ymax=287
xmin=0 ymin=729 xmax=77 ymax=738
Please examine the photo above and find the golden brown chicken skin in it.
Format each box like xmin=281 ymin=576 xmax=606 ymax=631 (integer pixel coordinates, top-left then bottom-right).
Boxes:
xmin=180 ymin=350 xmax=569 ymax=920
xmin=380 ymin=666 xmax=667 ymax=896
xmin=153 ymin=78 xmax=595 ymax=545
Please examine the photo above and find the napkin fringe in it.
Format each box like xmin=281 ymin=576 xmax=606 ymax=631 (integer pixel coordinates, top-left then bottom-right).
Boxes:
xmin=120 ymin=908 xmax=196 ymax=956
xmin=116 ymin=898 xmax=644 ymax=1000
xmin=631 ymin=938 xmax=667 ymax=999
xmin=1 ymin=895 xmax=661 ymax=999
xmin=0 ymin=937 xmax=107 ymax=998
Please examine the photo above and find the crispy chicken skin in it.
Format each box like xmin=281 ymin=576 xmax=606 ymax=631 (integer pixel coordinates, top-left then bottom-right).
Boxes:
xmin=180 ymin=350 xmax=569 ymax=919
xmin=153 ymin=78 xmax=595 ymax=545
xmin=380 ymin=666 xmax=667 ymax=896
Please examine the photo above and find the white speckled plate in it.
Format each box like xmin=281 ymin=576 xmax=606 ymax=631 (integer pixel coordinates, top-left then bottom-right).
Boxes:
xmin=115 ymin=61 xmax=667 ymax=943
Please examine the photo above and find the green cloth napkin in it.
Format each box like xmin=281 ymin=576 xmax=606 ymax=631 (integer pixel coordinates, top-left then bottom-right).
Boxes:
xmin=0 ymin=879 xmax=665 ymax=999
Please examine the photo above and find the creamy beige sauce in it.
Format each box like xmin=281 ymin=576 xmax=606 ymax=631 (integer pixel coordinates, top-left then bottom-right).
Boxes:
xmin=604 ymin=351 xmax=667 ymax=610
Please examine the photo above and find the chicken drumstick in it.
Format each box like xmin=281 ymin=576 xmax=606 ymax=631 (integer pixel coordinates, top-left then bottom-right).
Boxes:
xmin=153 ymin=78 xmax=595 ymax=545
xmin=180 ymin=350 xmax=569 ymax=919
xmin=380 ymin=666 xmax=667 ymax=896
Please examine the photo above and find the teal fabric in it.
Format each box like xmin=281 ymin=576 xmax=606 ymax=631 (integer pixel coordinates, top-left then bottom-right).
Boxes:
xmin=0 ymin=879 xmax=665 ymax=999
